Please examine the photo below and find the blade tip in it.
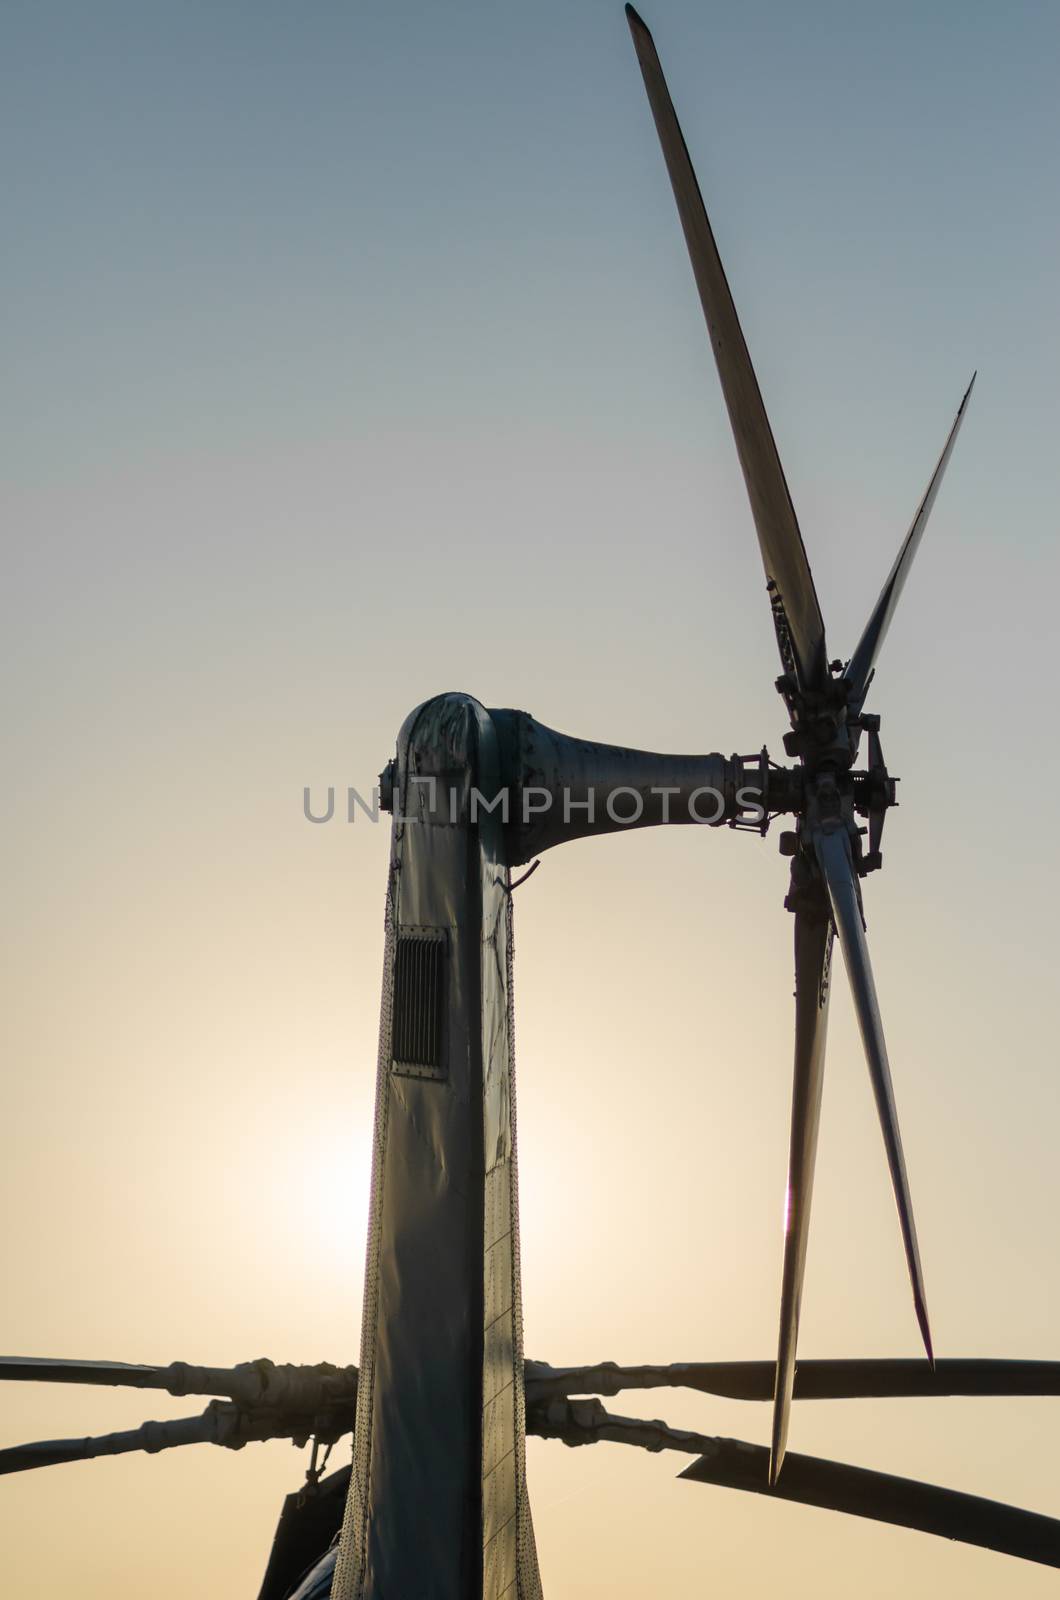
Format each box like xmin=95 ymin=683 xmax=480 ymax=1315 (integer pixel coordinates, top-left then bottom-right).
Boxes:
xmin=625 ymin=3 xmax=650 ymax=37
xmin=769 ymin=1389 xmax=789 ymax=1489
xmin=917 ymin=1306 xmax=935 ymax=1369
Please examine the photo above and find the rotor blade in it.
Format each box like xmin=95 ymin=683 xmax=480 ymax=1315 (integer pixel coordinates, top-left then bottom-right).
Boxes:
xmin=814 ymin=826 xmax=933 ymax=1363
xmin=681 ymin=1437 xmax=1060 ymax=1570
xmin=525 ymin=1357 xmax=1060 ymax=1403
xmin=0 ymin=1411 xmax=221 ymax=1476
xmin=0 ymin=1357 xmax=186 ymax=1392
xmin=530 ymin=1397 xmax=1060 ymax=1568
xmin=771 ymin=908 xmax=834 ymax=1484
xmin=0 ymin=1391 xmax=357 ymax=1478
xmin=625 ymin=5 xmax=828 ymax=693
xmin=0 ymin=1356 xmax=358 ymax=1409
xmin=844 ymin=374 xmax=975 ymax=711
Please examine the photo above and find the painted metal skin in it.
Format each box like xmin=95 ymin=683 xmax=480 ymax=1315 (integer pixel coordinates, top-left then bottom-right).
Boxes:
xmin=331 ymin=694 xmax=542 ymax=1600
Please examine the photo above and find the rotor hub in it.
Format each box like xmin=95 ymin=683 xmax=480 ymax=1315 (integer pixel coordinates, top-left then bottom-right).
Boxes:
xmin=771 ymin=708 xmax=898 ymax=891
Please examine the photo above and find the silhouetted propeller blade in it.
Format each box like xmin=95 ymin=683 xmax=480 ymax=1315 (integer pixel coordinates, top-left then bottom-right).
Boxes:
xmin=844 ymin=375 xmax=975 ymax=712
xmin=525 ymin=1357 xmax=1060 ymax=1402
xmin=0 ymin=1391 xmax=356 ymax=1478
xmin=0 ymin=1355 xmax=358 ymax=1408
xmin=814 ymin=826 xmax=933 ymax=1363
xmin=0 ymin=1357 xmax=176 ymax=1391
xmin=0 ymin=1413 xmax=220 ymax=1476
xmin=625 ymin=5 xmax=828 ymax=694
xmin=770 ymin=910 xmax=834 ymax=1485
xmin=533 ymin=1398 xmax=1060 ymax=1568
xmin=681 ymin=1440 xmax=1060 ymax=1569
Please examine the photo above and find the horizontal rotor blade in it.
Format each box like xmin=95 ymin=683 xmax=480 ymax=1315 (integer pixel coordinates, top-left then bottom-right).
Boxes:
xmin=814 ymin=826 xmax=933 ymax=1363
xmin=0 ymin=1356 xmax=358 ymax=1408
xmin=21 ymin=1351 xmax=1056 ymax=1412
xmin=525 ymin=1357 xmax=1060 ymax=1402
xmin=625 ymin=4 xmax=828 ymax=693
xmin=530 ymin=1397 xmax=1060 ymax=1568
xmin=0 ymin=1411 xmax=221 ymax=1476
xmin=771 ymin=909 xmax=834 ymax=1484
xmin=844 ymin=374 xmax=976 ymax=710
xmin=0 ymin=1357 xmax=181 ymax=1392
xmin=0 ymin=1394 xmax=357 ymax=1477
xmin=682 ymin=1436 xmax=1060 ymax=1570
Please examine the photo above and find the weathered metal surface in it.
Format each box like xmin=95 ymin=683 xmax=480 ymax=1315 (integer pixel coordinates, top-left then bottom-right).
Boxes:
xmin=332 ymin=693 xmax=541 ymax=1600
xmin=490 ymin=709 xmax=774 ymax=864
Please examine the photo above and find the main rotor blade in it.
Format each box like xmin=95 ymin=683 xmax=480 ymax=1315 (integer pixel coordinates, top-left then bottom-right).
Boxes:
xmin=682 ymin=1436 xmax=1060 ymax=1569
xmin=814 ymin=826 xmax=933 ymax=1363
xmin=0 ymin=1357 xmax=184 ymax=1392
xmin=771 ymin=908 xmax=834 ymax=1484
xmin=0 ymin=1356 xmax=358 ymax=1408
xmin=844 ymin=374 xmax=975 ymax=711
xmin=0 ymin=1394 xmax=358 ymax=1477
xmin=525 ymin=1357 xmax=1060 ymax=1403
xmin=531 ymin=1397 xmax=1060 ymax=1568
xmin=625 ymin=5 xmax=828 ymax=694
xmin=0 ymin=1412 xmax=222 ymax=1476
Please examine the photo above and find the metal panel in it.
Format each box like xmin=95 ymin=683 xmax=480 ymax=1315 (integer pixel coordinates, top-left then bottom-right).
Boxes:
xmin=332 ymin=694 xmax=542 ymax=1600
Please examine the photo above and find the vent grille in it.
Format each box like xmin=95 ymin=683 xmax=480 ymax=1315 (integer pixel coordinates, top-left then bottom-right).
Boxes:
xmin=392 ymin=931 xmax=446 ymax=1077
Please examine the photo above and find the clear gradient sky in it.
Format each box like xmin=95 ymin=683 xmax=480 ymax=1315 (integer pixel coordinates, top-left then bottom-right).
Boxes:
xmin=3 ymin=1 xmax=1060 ymax=1595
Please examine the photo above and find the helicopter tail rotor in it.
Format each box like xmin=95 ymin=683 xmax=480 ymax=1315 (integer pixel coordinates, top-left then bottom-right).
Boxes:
xmin=626 ymin=6 xmax=975 ymax=1477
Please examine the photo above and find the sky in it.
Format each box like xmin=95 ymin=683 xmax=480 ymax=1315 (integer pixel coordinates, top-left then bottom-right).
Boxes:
xmin=2 ymin=0 xmax=1060 ymax=1594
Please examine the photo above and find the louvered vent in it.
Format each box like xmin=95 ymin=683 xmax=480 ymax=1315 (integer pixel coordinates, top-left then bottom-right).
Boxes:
xmin=392 ymin=930 xmax=446 ymax=1077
